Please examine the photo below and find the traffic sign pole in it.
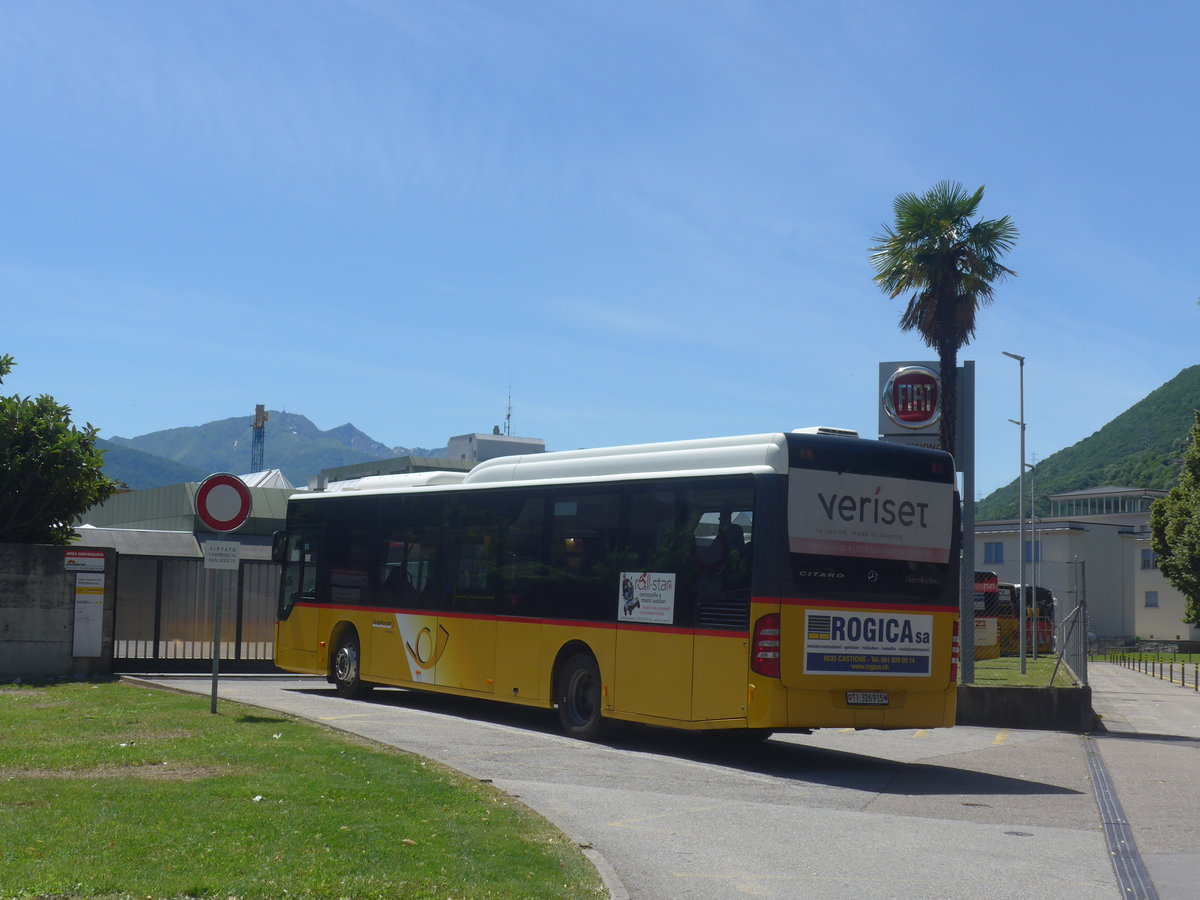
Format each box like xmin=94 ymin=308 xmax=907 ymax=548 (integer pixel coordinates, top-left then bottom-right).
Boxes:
xmin=195 ymin=474 xmax=252 ymax=714
xmin=211 ymin=573 xmax=223 ymax=714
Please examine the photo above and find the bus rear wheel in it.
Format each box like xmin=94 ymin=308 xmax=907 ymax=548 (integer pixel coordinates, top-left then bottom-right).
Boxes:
xmin=556 ymin=650 xmax=607 ymax=741
xmin=333 ymin=631 xmax=372 ymax=699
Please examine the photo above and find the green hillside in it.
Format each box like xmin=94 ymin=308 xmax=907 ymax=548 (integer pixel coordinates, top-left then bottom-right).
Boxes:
xmin=96 ymin=438 xmax=207 ymax=490
xmin=975 ymin=366 xmax=1200 ymax=520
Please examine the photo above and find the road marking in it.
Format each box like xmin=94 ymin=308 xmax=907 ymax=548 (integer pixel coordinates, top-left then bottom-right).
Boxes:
xmin=609 ymin=803 xmax=731 ymax=829
xmin=993 ymin=730 xmax=1009 ymax=745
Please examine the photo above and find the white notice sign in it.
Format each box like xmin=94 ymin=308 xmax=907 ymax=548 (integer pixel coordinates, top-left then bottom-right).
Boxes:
xmin=73 ymin=572 xmax=105 ymax=657
xmin=203 ymin=540 xmax=241 ymax=571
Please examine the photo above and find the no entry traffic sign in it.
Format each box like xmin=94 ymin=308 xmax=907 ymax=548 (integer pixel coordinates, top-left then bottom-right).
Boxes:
xmin=195 ymin=473 xmax=253 ymax=533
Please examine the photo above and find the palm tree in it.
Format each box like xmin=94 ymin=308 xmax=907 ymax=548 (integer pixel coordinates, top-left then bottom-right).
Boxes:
xmin=870 ymin=181 xmax=1018 ymax=458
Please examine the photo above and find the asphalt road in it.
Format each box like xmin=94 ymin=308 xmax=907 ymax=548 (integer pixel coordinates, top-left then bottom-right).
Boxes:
xmin=130 ymin=665 xmax=1200 ymax=900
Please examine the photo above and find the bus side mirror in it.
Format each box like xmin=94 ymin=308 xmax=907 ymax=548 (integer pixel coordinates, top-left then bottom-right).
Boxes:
xmin=271 ymin=530 xmax=288 ymax=564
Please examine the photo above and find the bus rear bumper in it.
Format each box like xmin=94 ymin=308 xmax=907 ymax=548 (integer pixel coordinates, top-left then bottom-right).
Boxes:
xmin=749 ymin=684 xmax=957 ymax=730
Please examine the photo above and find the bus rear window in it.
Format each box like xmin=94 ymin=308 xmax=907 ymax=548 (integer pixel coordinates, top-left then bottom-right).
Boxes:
xmin=785 ymin=465 xmax=957 ymax=604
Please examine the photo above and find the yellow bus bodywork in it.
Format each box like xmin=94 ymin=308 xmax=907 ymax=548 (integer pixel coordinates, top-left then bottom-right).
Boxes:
xmin=276 ymin=598 xmax=957 ymax=732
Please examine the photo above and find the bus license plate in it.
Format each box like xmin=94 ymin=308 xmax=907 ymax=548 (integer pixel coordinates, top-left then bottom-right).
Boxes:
xmin=846 ymin=691 xmax=889 ymax=706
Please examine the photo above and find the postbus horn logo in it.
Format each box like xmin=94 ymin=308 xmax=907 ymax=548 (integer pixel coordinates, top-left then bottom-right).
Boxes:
xmin=882 ymin=365 xmax=941 ymax=430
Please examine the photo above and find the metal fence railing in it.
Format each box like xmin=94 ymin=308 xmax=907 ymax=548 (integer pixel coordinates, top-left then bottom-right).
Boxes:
xmin=112 ymin=557 xmax=279 ymax=671
xmin=971 ymin=559 xmax=1089 ymax=686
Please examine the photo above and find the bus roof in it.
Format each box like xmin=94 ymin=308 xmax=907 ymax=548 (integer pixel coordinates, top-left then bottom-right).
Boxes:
xmin=296 ymin=428 xmax=949 ymax=500
xmin=463 ymin=431 xmax=794 ymax=485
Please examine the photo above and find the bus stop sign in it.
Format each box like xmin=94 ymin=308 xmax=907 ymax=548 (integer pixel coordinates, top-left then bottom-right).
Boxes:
xmin=195 ymin=473 xmax=253 ymax=533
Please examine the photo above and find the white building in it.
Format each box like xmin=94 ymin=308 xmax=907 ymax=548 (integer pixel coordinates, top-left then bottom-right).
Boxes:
xmin=974 ymin=486 xmax=1198 ymax=645
xmin=447 ymin=429 xmax=545 ymax=463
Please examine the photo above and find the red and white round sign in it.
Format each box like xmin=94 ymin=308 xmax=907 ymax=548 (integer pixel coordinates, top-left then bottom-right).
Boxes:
xmin=882 ymin=365 xmax=941 ymax=430
xmin=195 ymin=473 xmax=253 ymax=533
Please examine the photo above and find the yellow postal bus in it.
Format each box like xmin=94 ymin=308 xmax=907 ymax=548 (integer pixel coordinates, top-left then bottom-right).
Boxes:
xmin=274 ymin=429 xmax=960 ymax=740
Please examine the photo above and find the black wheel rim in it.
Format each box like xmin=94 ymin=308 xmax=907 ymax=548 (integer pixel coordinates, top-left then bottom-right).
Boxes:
xmin=566 ymin=667 xmax=595 ymax=726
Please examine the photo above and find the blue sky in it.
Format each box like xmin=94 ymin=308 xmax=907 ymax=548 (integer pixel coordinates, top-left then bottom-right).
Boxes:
xmin=2 ymin=1 xmax=1196 ymax=499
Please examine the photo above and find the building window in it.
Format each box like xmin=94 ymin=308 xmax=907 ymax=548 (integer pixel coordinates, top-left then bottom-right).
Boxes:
xmin=1141 ymin=549 xmax=1158 ymax=570
xmin=984 ymin=542 xmax=1004 ymax=564
xmin=1145 ymin=591 xmax=1159 ymax=608
xmin=1023 ymin=540 xmax=1040 ymax=563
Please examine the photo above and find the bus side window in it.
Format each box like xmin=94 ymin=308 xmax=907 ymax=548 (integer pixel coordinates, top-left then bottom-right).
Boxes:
xmin=677 ymin=485 xmax=754 ymax=630
xmin=279 ymin=529 xmax=320 ymax=618
xmin=501 ymin=493 xmax=545 ymax=616
xmin=544 ymin=491 xmax=620 ymax=621
xmin=381 ymin=530 xmax=440 ymax=610
xmin=683 ymin=492 xmax=753 ymax=594
xmin=377 ymin=495 xmax=444 ymax=610
xmin=446 ymin=495 xmax=503 ymax=615
xmin=628 ymin=488 xmax=680 ymax=573
xmin=323 ymin=496 xmax=378 ymax=607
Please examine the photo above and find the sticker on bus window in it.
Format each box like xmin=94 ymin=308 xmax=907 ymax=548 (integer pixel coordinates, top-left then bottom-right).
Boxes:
xmin=618 ymin=572 xmax=675 ymax=625
xmin=803 ymin=609 xmax=933 ymax=676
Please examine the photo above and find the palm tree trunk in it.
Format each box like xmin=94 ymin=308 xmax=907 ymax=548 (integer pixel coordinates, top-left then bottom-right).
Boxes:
xmin=937 ymin=298 xmax=958 ymax=459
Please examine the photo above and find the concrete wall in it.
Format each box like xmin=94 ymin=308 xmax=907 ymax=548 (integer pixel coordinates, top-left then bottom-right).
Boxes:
xmin=957 ymin=685 xmax=1096 ymax=732
xmin=0 ymin=543 xmax=116 ymax=678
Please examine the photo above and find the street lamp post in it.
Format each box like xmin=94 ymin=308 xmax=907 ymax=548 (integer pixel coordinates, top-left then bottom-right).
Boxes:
xmin=1003 ymin=351 xmax=1027 ymax=675
xmin=1027 ymin=461 xmax=1037 ymax=662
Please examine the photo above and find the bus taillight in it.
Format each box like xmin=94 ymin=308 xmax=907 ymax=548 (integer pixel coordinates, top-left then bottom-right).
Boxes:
xmin=950 ymin=619 xmax=960 ymax=684
xmin=751 ymin=613 xmax=781 ymax=677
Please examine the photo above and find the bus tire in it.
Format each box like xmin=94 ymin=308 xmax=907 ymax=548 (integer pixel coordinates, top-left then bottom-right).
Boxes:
xmin=555 ymin=650 xmax=607 ymax=741
xmin=332 ymin=631 xmax=372 ymax=699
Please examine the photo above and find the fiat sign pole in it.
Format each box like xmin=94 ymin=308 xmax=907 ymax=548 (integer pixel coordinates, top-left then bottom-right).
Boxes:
xmin=195 ymin=473 xmax=253 ymax=713
xmin=879 ymin=361 xmax=976 ymax=684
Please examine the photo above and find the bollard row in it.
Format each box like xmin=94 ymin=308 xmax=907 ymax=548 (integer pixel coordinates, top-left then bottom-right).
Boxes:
xmin=1106 ymin=650 xmax=1200 ymax=691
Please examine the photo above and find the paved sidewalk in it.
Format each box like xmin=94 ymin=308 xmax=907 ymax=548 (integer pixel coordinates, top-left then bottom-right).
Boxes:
xmin=1086 ymin=661 xmax=1200 ymax=899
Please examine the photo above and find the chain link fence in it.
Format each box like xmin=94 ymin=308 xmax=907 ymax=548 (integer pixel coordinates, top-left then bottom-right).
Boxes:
xmin=973 ymin=560 xmax=1089 ymax=685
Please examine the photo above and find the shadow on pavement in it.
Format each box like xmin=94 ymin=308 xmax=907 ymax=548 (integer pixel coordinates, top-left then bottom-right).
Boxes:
xmin=290 ymin=682 xmax=1083 ymax=799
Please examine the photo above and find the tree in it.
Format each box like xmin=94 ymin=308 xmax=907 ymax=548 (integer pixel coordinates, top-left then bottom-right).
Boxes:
xmin=0 ymin=354 xmax=119 ymax=544
xmin=1150 ymin=411 xmax=1200 ymax=625
xmin=869 ymin=181 xmax=1018 ymax=457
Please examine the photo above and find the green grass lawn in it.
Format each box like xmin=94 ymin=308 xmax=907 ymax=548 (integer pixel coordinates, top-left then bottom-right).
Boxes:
xmin=0 ymin=680 xmax=603 ymax=900
xmin=967 ymin=655 xmax=1080 ymax=688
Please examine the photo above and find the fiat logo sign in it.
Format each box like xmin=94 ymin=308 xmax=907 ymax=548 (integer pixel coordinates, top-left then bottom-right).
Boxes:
xmin=882 ymin=365 xmax=941 ymax=430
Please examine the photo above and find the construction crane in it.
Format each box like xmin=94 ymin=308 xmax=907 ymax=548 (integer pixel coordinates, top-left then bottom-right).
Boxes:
xmin=251 ymin=404 xmax=268 ymax=472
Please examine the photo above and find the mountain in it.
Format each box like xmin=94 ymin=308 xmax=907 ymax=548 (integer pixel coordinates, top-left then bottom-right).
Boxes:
xmin=97 ymin=438 xmax=208 ymax=490
xmin=976 ymin=366 xmax=1200 ymax=520
xmin=106 ymin=411 xmax=445 ymax=489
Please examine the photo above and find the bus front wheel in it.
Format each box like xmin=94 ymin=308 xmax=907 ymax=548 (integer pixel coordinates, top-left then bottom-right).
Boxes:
xmin=556 ymin=650 xmax=607 ymax=741
xmin=333 ymin=631 xmax=372 ymax=699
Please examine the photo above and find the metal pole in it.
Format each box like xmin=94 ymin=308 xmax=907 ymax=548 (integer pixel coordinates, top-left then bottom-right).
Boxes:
xmin=958 ymin=361 xmax=976 ymax=684
xmin=1028 ymin=462 xmax=1037 ymax=662
xmin=1003 ymin=351 xmax=1027 ymax=674
xmin=210 ymin=572 xmax=222 ymax=714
